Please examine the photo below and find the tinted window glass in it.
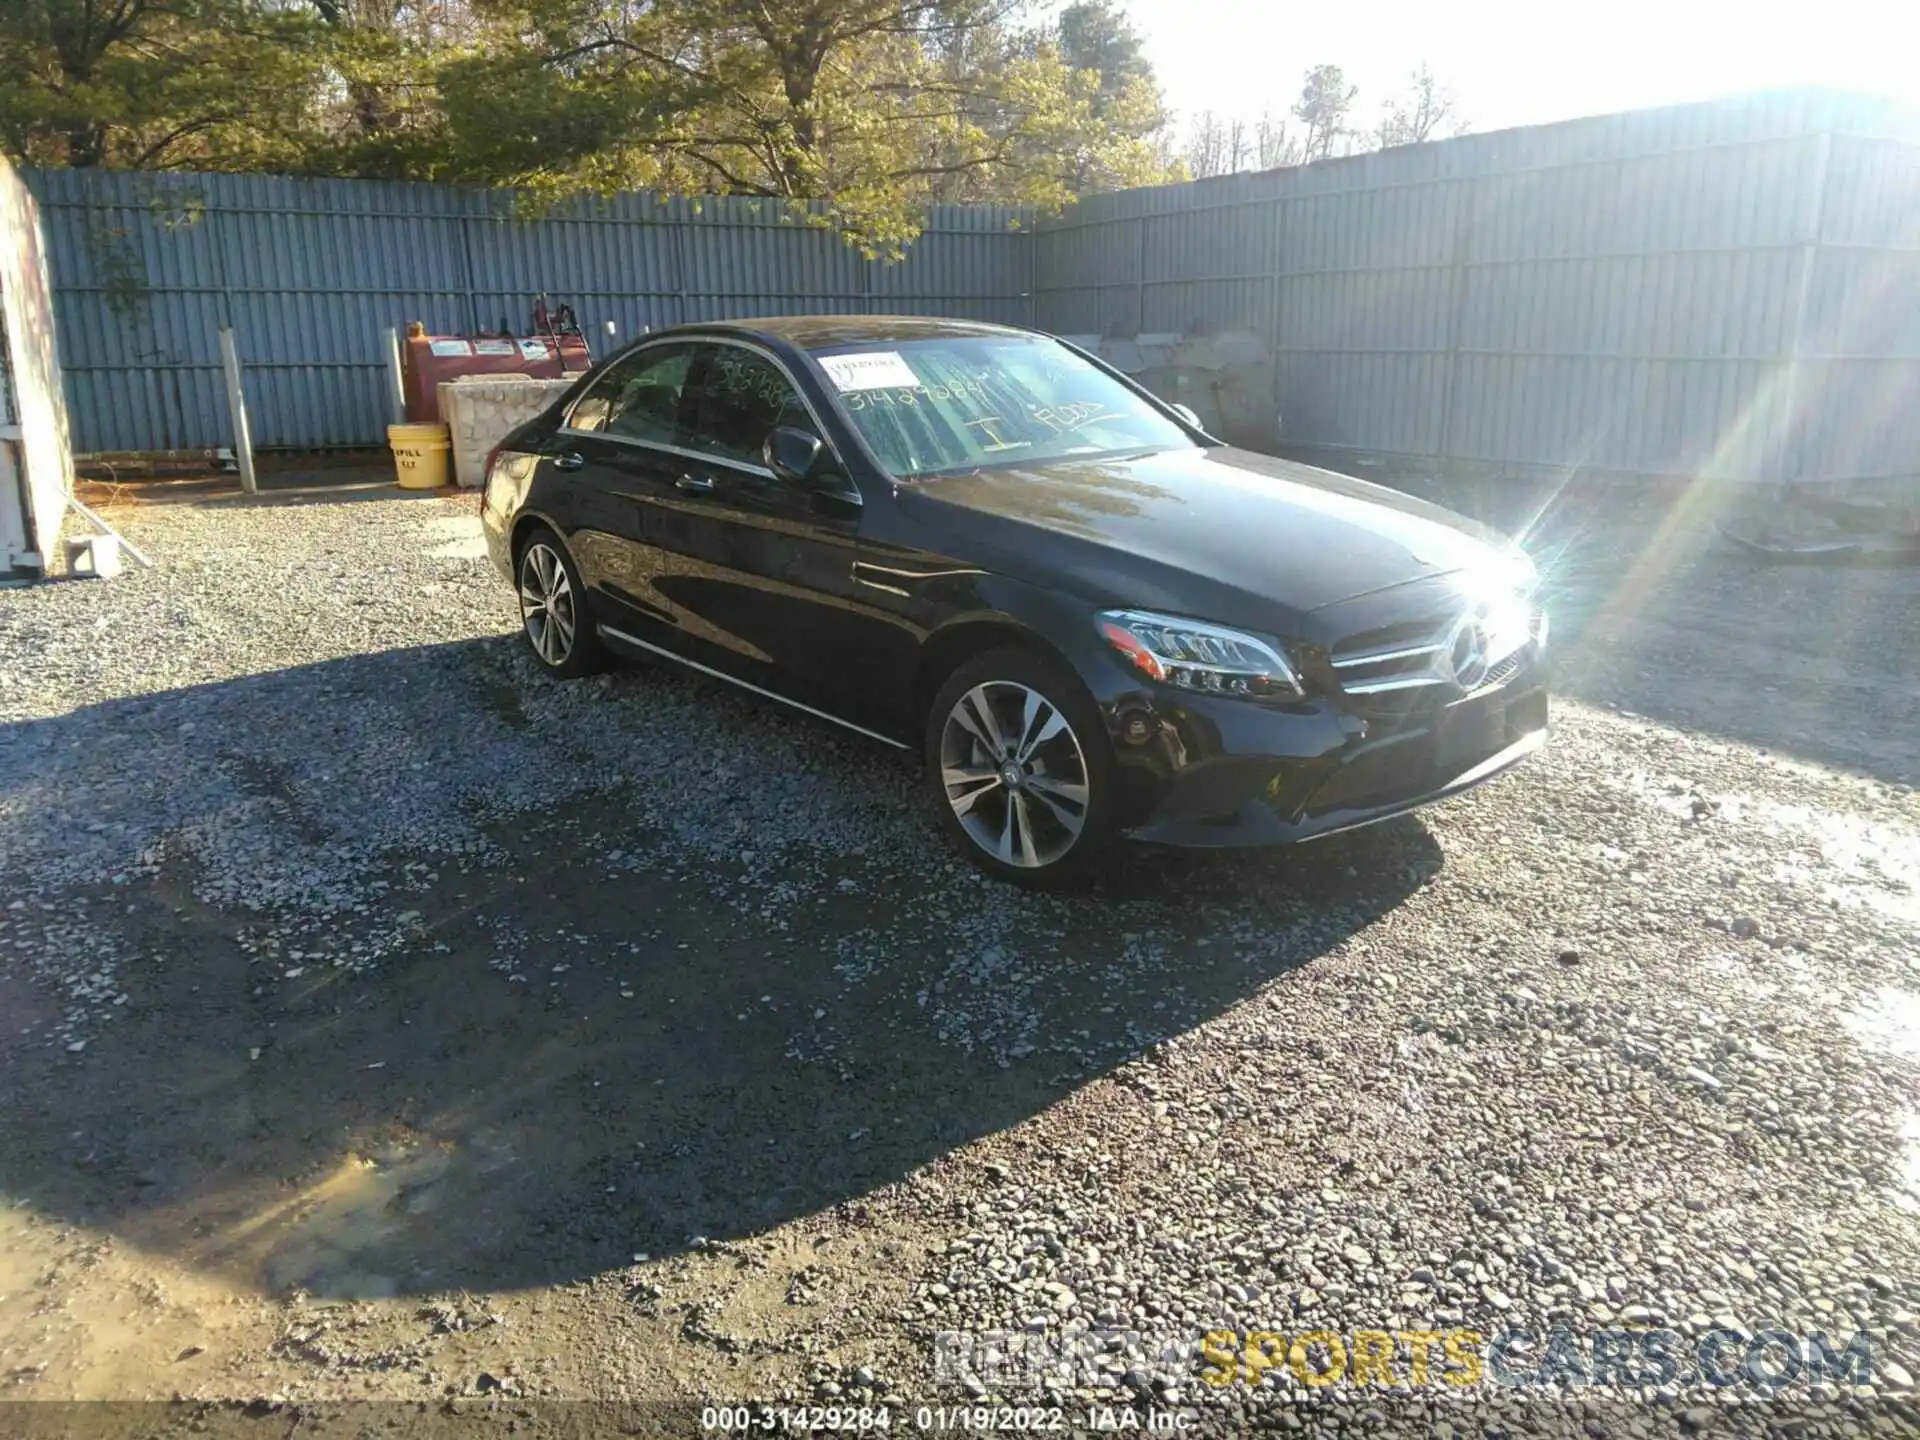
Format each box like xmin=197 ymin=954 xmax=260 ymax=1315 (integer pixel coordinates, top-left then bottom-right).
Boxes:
xmin=567 ymin=344 xmax=694 ymax=444
xmin=808 ymin=335 xmax=1190 ymax=478
xmin=687 ymin=346 xmax=813 ymax=466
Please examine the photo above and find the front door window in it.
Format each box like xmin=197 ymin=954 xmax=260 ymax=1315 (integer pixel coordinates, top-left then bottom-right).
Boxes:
xmin=684 ymin=345 xmax=814 ymax=469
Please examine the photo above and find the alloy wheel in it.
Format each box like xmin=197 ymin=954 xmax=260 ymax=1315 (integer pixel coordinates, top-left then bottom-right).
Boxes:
xmin=519 ymin=542 xmax=576 ymax=666
xmin=938 ymin=680 xmax=1091 ymax=868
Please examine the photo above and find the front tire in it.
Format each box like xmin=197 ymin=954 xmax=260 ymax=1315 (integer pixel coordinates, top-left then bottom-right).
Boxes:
xmin=925 ymin=646 xmax=1116 ymax=888
xmin=515 ymin=527 xmax=606 ymax=677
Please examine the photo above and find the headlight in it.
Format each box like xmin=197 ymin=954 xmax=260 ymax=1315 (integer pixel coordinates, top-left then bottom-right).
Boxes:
xmin=1480 ymin=592 xmax=1534 ymax=666
xmin=1096 ymin=610 xmax=1304 ymax=700
xmin=1498 ymin=546 xmax=1538 ymax=592
xmin=1464 ymin=549 xmax=1543 ymax=665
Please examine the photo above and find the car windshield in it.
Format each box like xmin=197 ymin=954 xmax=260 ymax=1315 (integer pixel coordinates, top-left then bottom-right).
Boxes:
xmin=807 ymin=335 xmax=1194 ymax=479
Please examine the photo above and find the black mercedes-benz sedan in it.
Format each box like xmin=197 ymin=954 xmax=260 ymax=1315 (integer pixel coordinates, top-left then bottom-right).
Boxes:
xmin=482 ymin=316 xmax=1549 ymax=886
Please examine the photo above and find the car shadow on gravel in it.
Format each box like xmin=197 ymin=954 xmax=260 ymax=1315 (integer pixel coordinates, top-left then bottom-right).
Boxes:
xmin=0 ymin=639 xmax=1445 ymax=1303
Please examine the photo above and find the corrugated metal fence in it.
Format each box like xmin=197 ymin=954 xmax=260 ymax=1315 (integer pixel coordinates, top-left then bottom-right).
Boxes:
xmin=25 ymin=89 xmax=1920 ymax=482
xmin=1034 ymin=90 xmax=1920 ymax=485
xmin=24 ymin=170 xmax=1032 ymax=452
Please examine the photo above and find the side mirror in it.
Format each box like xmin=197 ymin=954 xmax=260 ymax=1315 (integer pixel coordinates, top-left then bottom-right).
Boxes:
xmin=1169 ymin=403 xmax=1201 ymax=428
xmin=764 ymin=426 xmax=829 ymax=485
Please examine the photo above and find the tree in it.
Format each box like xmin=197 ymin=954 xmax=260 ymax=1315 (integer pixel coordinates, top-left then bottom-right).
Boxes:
xmin=1046 ymin=0 xmax=1168 ymax=191
xmin=1181 ymin=111 xmax=1244 ymax=179
xmin=435 ymin=0 xmax=1178 ymax=249
xmin=1375 ymin=65 xmax=1461 ymax=148
xmin=301 ymin=0 xmax=479 ymax=174
xmin=1292 ymin=63 xmax=1356 ymax=161
xmin=1254 ymin=113 xmax=1301 ymax=169
xmin=0 ymin=0 xmax=1182 ymax=247
xmin=1180 ymin=60 xmax=1469 ymax=178
xmin=0 ymin=0 xmax=326 ymax=169
xmin=1054 ymin=0 xmax=1151 ymax=110
xmin=1183 ymin=105 xmax=1303 ymax=178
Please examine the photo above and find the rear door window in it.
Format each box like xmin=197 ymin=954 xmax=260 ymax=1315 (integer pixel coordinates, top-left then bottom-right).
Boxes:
xmin=567 ymin=344 xmax=696 ymax=446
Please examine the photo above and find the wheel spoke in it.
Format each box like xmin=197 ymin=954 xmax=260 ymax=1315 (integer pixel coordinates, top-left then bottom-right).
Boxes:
xmin=943 ymin=765 xmax=1002 ymax=817
xmin=1024 ymin=778 xmax=1087 ymax=831
xmin=519 ymin=583 xmax=545 ymax=613
xmin=996 ymin=792 xmax=1019 ymax=863
xmin=954 ymin=689 xmax=1005 ymax=759
xmin=1026 ymin=773 xmax=1088 ymax=807
xmin=1011 ymin=793 xmax=1040 ymax=867
xmin=550 ymin=603 xmax=574 ymax=648
xmin=1015 ymin=691 xmax=1067 ymax=762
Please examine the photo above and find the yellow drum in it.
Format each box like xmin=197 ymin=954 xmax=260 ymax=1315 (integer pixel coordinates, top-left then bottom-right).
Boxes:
xmin=387 ymin=422 xmax=451 ymax=489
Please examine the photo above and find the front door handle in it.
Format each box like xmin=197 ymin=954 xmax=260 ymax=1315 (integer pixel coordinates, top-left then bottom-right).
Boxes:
xmin=553 ymin=451 xmax=585 ymax=471
xmin=675 ymin=473 xmax=715 ymax=494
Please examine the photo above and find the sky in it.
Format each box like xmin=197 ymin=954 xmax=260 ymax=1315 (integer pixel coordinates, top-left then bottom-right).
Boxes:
xmin=1122 ymin=0 xmax=1920 ymax=139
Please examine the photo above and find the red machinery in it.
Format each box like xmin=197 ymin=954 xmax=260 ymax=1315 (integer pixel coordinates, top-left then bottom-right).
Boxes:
xmin=400 ymin=298 xmax=594 ymax=424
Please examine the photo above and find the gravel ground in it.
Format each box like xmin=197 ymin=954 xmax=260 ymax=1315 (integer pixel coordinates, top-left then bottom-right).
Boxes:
xmin=1 ymin=479 xmax=1918 ymax=1437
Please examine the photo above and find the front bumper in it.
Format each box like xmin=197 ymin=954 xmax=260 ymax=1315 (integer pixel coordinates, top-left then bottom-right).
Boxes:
xmin=1100 ymin=649 xmax=1550 ymax=848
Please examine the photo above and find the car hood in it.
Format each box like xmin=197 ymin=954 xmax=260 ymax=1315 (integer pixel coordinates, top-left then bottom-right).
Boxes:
xmin=892 ymin=446 xmax=1517 ymax=626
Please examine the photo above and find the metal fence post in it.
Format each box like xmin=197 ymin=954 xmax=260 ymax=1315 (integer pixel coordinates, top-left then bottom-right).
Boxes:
xmin=458 ymin=206 xmax=482 ymax=335
xmin=1435 ymin=177 xmax=1477 ymax=464
xmin=1026 ymin=208 xmax=1039 ymax=329
xmin=384 ymin=326 xmax=407 ymax=425
xmin=1135 ymin=215 xmax=1148 ymax=336
xmin=669 ymin=208 xmax=691 ymax=328
xmin=1781 ymin=125 xmax=1836 ymax=486
xmin=218 ymin=326 xmax=257 ymax=494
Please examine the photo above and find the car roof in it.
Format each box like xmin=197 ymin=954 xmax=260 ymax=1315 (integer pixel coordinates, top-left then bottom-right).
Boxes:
xmin=669 ymin=315 xmax=1034 ymax=350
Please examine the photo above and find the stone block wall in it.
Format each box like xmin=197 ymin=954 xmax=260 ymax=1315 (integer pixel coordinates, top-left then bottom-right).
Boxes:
xmin=438 ymin=376 xmax=576 ymax=489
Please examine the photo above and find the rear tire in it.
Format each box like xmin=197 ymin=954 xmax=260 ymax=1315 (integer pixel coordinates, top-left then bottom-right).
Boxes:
xmin=515 ymin=526 xmax=607 ymax=678
xmin=925 ymin=646 xmax=1117 ymax=889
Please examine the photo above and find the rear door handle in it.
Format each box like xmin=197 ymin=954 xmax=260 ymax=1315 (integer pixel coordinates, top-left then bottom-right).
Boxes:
xmin=675 ymin=473 xmax=715 ymax=494
xmin=553 ymin=451 xmax=584 ymax=472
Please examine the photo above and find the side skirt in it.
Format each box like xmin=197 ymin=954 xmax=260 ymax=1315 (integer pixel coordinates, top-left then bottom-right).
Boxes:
xmin=596 ymin=624 xmax=913 ymax=753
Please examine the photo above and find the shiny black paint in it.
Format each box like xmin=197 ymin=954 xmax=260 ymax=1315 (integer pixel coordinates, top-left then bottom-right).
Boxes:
xmin=483 ymin=317 xmax=1548 ymax=847
xmin=560 ymin=429 xmax=682 ymax=627
xmin=647 ymin=456 xmax=877 ymax=721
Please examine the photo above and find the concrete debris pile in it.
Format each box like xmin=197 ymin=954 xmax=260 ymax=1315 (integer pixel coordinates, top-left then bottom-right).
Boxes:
xmin=1720 ymin=486 xmax=1920 ymax=565
xmin=1060 ymin=328 xmax=1282 ymax=453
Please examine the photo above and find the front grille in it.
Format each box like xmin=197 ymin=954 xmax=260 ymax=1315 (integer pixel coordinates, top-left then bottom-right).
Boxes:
xmin=1479 ymin=651 xmax=1524 ymax=692
xmin=1327 ymin=607 xmax=1539 ymax=702
xmin=1327 ymin=615 xmax=1452 ymax=696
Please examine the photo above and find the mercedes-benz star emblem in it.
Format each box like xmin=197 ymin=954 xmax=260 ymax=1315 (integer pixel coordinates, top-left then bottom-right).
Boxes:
xmin=1447 ymin=618 xmax=1492 ymax=692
